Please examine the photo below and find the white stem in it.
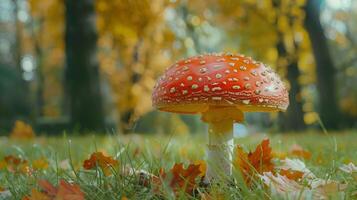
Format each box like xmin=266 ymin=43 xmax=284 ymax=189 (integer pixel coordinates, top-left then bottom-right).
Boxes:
xmin=204 ymin=121 xmax=234 ymax=183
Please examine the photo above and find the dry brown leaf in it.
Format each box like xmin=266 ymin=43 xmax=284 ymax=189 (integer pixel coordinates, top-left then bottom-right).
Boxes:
xmin=56 ymin=180 xmax=85 ymax=200
xmin=83 ymin=152 xmax=118 ymax=176
xmin=23 ymin=179 xmax=85 ymax=200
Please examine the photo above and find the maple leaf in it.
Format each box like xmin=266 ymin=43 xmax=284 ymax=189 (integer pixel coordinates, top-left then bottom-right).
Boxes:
xmin=289 ymin=144 xmax=312 ymax=160
xmin=83 ymin=152 xmax=118 ymax=176
xmin=234 ymin=139 xmax=274 ymax=183
xmin=170 ymin=163 xmax=202 ymax=194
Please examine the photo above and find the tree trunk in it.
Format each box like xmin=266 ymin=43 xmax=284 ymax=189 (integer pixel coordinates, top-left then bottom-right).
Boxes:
xmin=64 ymin=0 xmax=105 ymax=132
xmin=304 ymin=0 xmax=341 ymax=129
xmin=277 ymin=38 xmax=306 ymax=131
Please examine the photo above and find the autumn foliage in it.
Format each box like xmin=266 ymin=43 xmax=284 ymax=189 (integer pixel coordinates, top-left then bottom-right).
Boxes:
xmin=23 ymin=180 xmax=85 ymax=200
xmin=234 ymin=139 xmax=274 ymax=183
xmin=83 ymin=152 xmax=118 ymax=176
xmin=9 ymin=120 xmax=35 ymax=140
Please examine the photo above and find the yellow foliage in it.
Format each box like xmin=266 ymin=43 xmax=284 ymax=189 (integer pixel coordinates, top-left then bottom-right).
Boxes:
xmin=10 ymin=120 xmax=35 ymax=140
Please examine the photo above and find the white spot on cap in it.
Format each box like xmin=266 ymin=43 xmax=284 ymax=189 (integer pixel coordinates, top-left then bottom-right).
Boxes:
xmin=240 ymin=66 xmax=247 ymax=71
xmin=242 ymin=99 xmax=250 ymax=104
xmin=170 ymin=87 xmax=176 ymax=93
xmin=244 ymin=77 xmax=250 ymax=81
xmin=182 ymin=66 xmax=189 ymax=71
xmin=182 ymin=90 xmax=188 ymax=95
xmin=204 ymin=85 xmax=210 ymax=92
xmin=187 ymin=76 xmax=193 ymax=81
xmin=232 ymin=85 xmax=240 ymax=90
xmin=192 ymin=84 xmax=198 ymax=89
xmin=212 ymin=87 xmax=222 ymax=91
xmin=200 ymin=68 xmax=207 ymax=73
xmin=215 ymin=74 xmax=222 ymax=79
xmin=244 ymin=83 xmax=251 ymax=89
xmin=229 ymin=63 xmax=235 ymax=67
xmin=200 ymin=60 xmax=206 ymax=64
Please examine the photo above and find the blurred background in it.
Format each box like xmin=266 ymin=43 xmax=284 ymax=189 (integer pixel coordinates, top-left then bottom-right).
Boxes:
xmin=0 ymin=0 xmax=356 ymax=135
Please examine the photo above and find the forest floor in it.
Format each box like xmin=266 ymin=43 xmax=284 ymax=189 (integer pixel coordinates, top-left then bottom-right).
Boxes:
xmin=0 ymin=131 xmax=357 ymax=199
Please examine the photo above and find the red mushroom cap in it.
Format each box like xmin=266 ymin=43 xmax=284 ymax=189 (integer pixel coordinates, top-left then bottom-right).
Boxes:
xmin=152 ymin=53 xmax=289 ymax=114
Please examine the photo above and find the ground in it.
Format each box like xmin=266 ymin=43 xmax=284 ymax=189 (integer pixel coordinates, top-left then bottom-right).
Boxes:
xmin=0 ymin=131 xmax=357 ymax=199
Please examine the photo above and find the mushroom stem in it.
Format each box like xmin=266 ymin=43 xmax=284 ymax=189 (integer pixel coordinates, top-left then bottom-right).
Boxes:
xmin=205 ymin=120 xmax=234 ymax=182
xmin=201 ymin=107 xmax=244 ymax=183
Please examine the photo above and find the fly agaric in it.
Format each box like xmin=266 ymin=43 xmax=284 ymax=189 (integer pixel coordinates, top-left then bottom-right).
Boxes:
xmin=152 ymin=52 xmax=289 ymax=181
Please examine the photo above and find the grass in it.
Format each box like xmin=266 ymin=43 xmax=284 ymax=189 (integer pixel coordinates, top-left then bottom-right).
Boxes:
xmin=0 ymin=130 xmax=357 ymax=199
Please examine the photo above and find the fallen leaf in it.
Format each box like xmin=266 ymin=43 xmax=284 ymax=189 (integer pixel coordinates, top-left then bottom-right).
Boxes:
xmin=278 ymin=158 xmax=315 ymax=179
xmin=234 ymin=139 xmax=274 ymax=183
xmin=24 ymin=179 xmax=85 ymax=200
xmin=289 ymin=144 xmax=312 ymax=160
xmin=193 ymin=160 xmax=207 ymax=177
xmin=23 ymin=189 xmax=51 ymax=200
xmin=170 ymin=163 xmax=202 ymax=194
xmin=38 ymin=180 xmax=57 ymax=197
xmin=279 ymin=169 xmax=303 ymax=181
xmin=56 ymin=180 xmax=85 ymax=200
xmin=83 ymin=152 xmax=118 ymax=176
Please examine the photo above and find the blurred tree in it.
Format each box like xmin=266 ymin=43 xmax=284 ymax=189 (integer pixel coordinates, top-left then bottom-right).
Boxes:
xmin=304 ymin=0 xmax=341 ymax=129
xmin=204 ymin=0 xmax=308 ymax=131
xmin=29 ymin=0 xmax=65 ymax=118
xmin=64 ymin=0 xmax=105 ymax=131
xmin=95 ymin=0 xmax=178 ymax=134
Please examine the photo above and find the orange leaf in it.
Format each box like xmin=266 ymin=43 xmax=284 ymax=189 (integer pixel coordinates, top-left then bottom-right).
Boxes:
xmin=38 ymin=180 xmax=57 ymax=197
xmin=170 ymin=163 xmax=202 ymax=194
xmin=193 ymin=160 xmax=207 ymax=177
xmin=289 ymin=144 xmax=312 ymax=160
xmin=279 ymin=169 xmax=304 ymax=181
xmin=23 ymin=189 xmax=51 ymax=200
xmin=83 ymin=152 xmax=118 ymax=176
xmin=56 ymin=180 xmax=85 ymax=200
xmin=10 ymin=120 xmax=35 ymax=140
xmin=234 ymin=139 xmax=274 ymax=183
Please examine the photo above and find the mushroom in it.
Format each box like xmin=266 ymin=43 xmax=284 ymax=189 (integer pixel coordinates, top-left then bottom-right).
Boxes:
xmin=152 ymin=52 xmax=289 ymax=182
